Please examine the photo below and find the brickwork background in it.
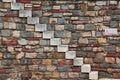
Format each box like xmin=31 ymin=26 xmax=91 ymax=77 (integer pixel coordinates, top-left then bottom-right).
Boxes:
xmin=0 ymin=0 xmax=120 ymax=80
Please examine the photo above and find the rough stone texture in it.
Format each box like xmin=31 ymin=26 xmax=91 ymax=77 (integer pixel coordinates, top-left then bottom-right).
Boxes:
xmin=0 ymin=0 xmax=119 ymax=80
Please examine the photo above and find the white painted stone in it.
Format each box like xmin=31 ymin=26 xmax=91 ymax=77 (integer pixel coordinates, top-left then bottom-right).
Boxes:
xmin=96 ymin=1 xmax=106 ymax=5
xmin=43 ymin=31 xmax=54 ymax=39
xmin=58 ymin=45 xmax=68 ymax=52
xmin=89 ymin=71 xmax=98 ymax=80
xmin=35 ymin=24 xmax=47 ymax=32
xmin=105 ymin=28 xmax=118 ymax=35
xmin=50 ymin=38 xmax=61 ymax=45
xmin=65 ymin=51 xmax=76 ymax=59
xmin=73 ymin=58 xmax=83 ymax=66
xmin=81 ymin=64 xmax=91 ymax=73
xmin=19 ymin=10 xmax=32 ymax=17
xmin=11 ymin=3 xmax=24 ymax=10
xmin=27 ymin=17 xmax=39 ymax=24
xmin=18 ymin=39 xmax=28 ymax=45
xmin=2 ymin=0 xmax=16 ymax=2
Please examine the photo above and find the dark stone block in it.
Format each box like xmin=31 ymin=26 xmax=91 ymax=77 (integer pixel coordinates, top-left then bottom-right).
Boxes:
xmin=20 ymin=31 xmax=34 ymax=38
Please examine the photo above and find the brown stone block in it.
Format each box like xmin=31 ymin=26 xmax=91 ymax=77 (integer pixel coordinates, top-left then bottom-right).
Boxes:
xmin=52 ymin=72 xmax=59 ymax=78
xmin=42 ymin=59 xmax=52 ymax=65
xmin=105 ymin=57 xmax=115 ymax=64
xmin=3 ymin=3 xmax=11 ymax=9
xmin=84 ymin=58 xmax=93 ymax=64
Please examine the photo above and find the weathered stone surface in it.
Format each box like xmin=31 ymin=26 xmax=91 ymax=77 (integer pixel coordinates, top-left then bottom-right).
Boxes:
xmin=27 ymin=17 xmax=39 ymax=24
xmin=65 ymin=51 xmax=76 ymax=59
xmin=43 ymin=31 xmax=54 ymax=39
xmin=19 ymin=10 xmax=32 ymax=17
xmin=18 ymin=38 xmax=28 ymax=45
xmin=73 ymin=57 xmax=83 ymax=66
xmin=58 ymin=45 xmax=68 ymax=52
xmin=81 ymin=64 xmax=91 ymax=73
xmin=40 ymin=39 xmax=50 ymax=46
xmin=50 ymin=38 xmax=61 ymax=46
xmin=89 ymin=71 xmax=98 ymax=80
xmin=78 ymin=38 xmax=88 ymax=44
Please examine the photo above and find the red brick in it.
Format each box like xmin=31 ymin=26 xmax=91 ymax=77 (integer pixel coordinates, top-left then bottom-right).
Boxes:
xmin=106 ymin=53 xmax=120 ymax=57
xmin=16 ymin=0 xmax=30 ymax=3
xmin=53 ymin=10 xmax=70 ymax=13
xmin=72 ymin=68 xmax=81 ymax=72
xmin=4 ymin=14 xmax=19 ymax=17
xmin=101 ymin=6 xmax=117 ymax=10
xmin=26 ymin=38 xmax=40 ymax=41
xmin=92 ymin=68 xmax=107 ymax=72
xmin=58 ymin=61 xmax=73 ymax=65
xmin=32 ymin=7 xmax=42 ymax=11
xmin=0 ymin=70 xmax=6 ymax=74
xmin=2 ymin=41 xmax=18 ymax=46
xmin=22 ymin=48 xmax=34 ymax=53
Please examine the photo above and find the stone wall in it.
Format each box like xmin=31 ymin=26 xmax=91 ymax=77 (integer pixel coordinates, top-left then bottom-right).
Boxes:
xmin=0 ymin=0 xmax=120 ymax=80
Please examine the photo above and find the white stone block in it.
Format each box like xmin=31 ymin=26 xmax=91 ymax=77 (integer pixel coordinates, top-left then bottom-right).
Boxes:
xmin=81 ymin=64 xmax=91 ymax=73
xmin=73 ymin=58 xmax=83 ymax=66
xmin=43 ymin=31 xmax=54 ymax=39
xmin=105 ymin=28 xmax=118 ymax=35
xmin=19 ymin=10 xmax=32 ymax=17
xmin=96 ymin=1 xmax=106 ymax=5
xmin=27 ymin=17 xmax=39 ymax=24
xmin=35 ymin=24 xmax=47 ymax=32
xmin=58 ymin=45 xmax=68 ymax=52
xmin=50 ymin=38 xmax=61 ymax=45
xmin=2 ymin=0 xmax=16 ymax=2
xmin=65 ymin=51 xmax=76 ymax=59
xmin=89 ymin=71 xmax=98 ymax=80
xmin=11 ymin=3 xmax=24 ymax=10
xmin=18 ymin=39 xmax=28 ymax=45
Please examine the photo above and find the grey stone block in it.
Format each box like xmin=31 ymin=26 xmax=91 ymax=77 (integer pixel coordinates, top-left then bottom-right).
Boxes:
xmin=104 ymin=45 xmax=116 ymax=52
xmin=0 ymin=23 xmax=3 ymax=29
xmin=39 ymin=66 xmax=47 ymax=72
xmin=54 ymin=31 xmax=66 ymax=38
xmin=84 ymin=24 xmax=95 ymax=30
xmin=11 ymin=2 xmax=24 ymax=10
xmin=20 ymin=58 xmax=32 ymax=65
xmin=19 ymin=10 xmax=32 ymax=17
xmin=20 ymin=31 xmax=34 ymax=38
xmin=4 ymin=53 xmax=15 ymax=59
xmin=58 ymin=66 xmax=70 ymax=72
xmin=1 ymin=30 xmax=11 ymax=37
xmin=16 ymin=23 xmax=25 ymax=31
xmin=96 ymin=32 xmax=103 ymax=37
xmin=32 ymin=11 xmax=42 ymax=17
xmin=61 ymin=5 xmax=68 ymax=10
xmin=72 ymin=10 xmax=84 ymax=16
xmin=35 ymin=24 xmax=47 ymax=32
xmin=82 ymin=47 xmax=92 ymax=52
xmin=110 ymin=21 xmax=118 ymax=27
xmin=40 ymin=39 xmax=50 ymax=45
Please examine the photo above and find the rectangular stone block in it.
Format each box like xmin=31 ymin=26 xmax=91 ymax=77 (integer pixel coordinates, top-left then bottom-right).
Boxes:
xmin=2 ymin=0 xmax=16 ymax=2
xmin=58 ymin=45 xmax=68 ymax=52
xmin=73 ymin=57 xmax=83 ymax=66
xmin=11 ymin=3 xmax=24 ymax=10
xmin=4 ymin=22 xmax=16 ymax=29
xmin=16 ymin=0 xmax=30 ymax=3
xmin=89 ymin=71 xmax=98 ymax=80
xmin=105 ymin=28 xmax=118 ymax=35
xmin=81 ymin=64 xmax=91 ymax=73
xmin=35 ymin=24 xmax=47 ymax=32
xmin=19 ymin=10 xmax=32 ymax=17
xmin=25 ymin=53 xmax=37 ymax=58
xmin=27 ymin=17 xmax=39 ymax=24
xmin=43 ymin=31 xmax=54 ymax=39
xmin=1 ymin=30 xmax=11 ymax=37
xmin=50 ymin=38 xmax=61 ymax=46
xmin=65 ymin=51 xmax=76 ymax=59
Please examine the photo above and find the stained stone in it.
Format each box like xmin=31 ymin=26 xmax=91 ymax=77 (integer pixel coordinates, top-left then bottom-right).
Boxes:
xmin=81 ymin=64 xmax=91 ymax=73
xmin=58 ymin=45 xmax=68 ymax=52
xmin=50 ymin=38 xmax=61 ymax=46
xmin=43 ymin=31 xmax=54 ymax=39
xmin=19 ymin=10 xmax=32 ymax=17
xmin=20 ymin=58 xmax=32 ymax=65
xmin=110 ymin=21 xmax=118 ymax=28
xmin=72 ymin=10 xmax=84 ymax=16
xmin=65 ymin=51 xmax=76 ymax=59
xmin=35 ymin=24 xmax=47 ymax=32
xmin=54 ymin=31 xmax=66 ymax=38
xmin=32 ymin=11 xmax=42 ymax=17
xmin=104 ymin=45 xmax=116 ymax=53
xmin=0 ymin=23 xmax=3 ymax=29
xmin=78 ymin=38 xmax=88 ymax=44
xmin=11 ymin=3 xmax=24 ymax=10
xmin=16 ymin=23 xmax=25 ymax=30
xmin=27 ymin=17 xmax=39 ymax=24
xmin=73 ymin=57 xmax=83 ymax=66
xmin=84 ymin=24 xmax=95 ymax=30
xmin=58 ymin=66 xmax=70 ymax=72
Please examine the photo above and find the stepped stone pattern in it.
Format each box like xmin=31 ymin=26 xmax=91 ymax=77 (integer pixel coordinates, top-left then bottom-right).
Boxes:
xmin=0 ymin=0 xmax=120 ymax=80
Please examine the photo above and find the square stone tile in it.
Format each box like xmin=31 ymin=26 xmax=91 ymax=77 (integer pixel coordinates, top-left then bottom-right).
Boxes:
xmin=27 ymin=17 xmax=39 ymax=24
xmin=50 ymin=38 xmax=61 ymax=46
xmin=81 ymin=64 xmax=91 ymax=73
xmin=58 ymin=45 xmax=68 ymax=52
xmin=11 ymin=3 xmax=24 ymax=10
xmin=43 ymin=31 xmax=54 ymax=39
xmin=35 ymin=24 xmax=47 ymax=32
xmin=89 ymin=71 xmax=98 ymax=80
xmin=19 ymin=10 xmax=32 ymax=17
xmin=73 ymin=57 xmax=83 ymax=66
xmin=65 ymin=51 xmax=76 ymax=59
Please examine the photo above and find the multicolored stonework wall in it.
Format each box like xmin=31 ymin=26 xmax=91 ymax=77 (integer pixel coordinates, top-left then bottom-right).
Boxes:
xmin=0 ymin=0 xmax=120 ymax=80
